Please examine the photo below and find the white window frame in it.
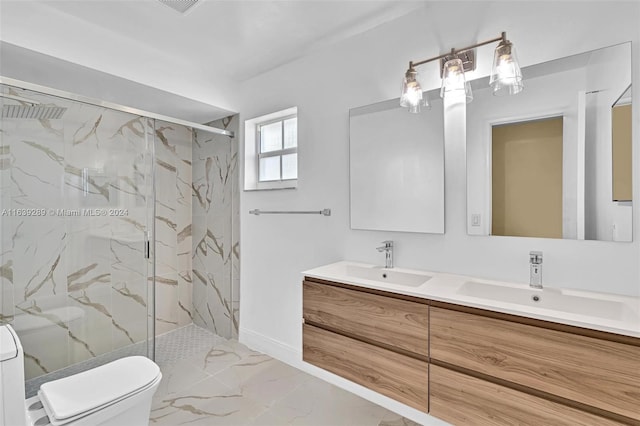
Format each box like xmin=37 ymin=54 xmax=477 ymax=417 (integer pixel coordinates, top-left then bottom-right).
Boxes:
xmin=244 ymin=107 xmax=298 ymax=191
xmin=256 ymin=114 xmax=297 ymax=183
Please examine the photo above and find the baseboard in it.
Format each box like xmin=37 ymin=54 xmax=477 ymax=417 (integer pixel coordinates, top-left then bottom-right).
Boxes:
xmin=239 ymin=327 xmax=304 ymax=368
xmin=238 ymin=327 xmax=447 ymax=426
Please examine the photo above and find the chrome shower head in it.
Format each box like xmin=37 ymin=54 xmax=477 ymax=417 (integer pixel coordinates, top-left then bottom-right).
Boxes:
xmin=1 ymin=104 xmax=67 ymax=119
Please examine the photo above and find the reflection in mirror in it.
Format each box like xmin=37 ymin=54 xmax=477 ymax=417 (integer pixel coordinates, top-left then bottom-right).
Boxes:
xmin=612 ymin=85 xmax=632 ymax=203
xmin=467 ymin=42 xmax=632 ymax=241
xmin=491 ymin=117 xmax=563 ymax=238
xmin=350 ymin=90 xmax=444 ymax=233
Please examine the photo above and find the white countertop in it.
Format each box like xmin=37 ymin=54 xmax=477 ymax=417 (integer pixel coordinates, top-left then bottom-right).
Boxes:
xmin=303 ymin=261 xmax=640 ymax=338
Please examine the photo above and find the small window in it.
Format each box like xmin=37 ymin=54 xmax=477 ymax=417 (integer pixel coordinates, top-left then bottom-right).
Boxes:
xmin=257 ymin=116 xmax=297 ymax=182
xmin=244 ymin=107 xmax=298 ymax=191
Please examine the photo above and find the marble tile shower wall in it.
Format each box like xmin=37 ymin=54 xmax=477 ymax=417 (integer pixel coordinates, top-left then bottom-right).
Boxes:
xmin=192 ymin=115 xmax=239 ymax=339
xmin=0 ymin=88 xmax=153 ymax=380
xmin=153 ymin=121 xmax=194 ymax=335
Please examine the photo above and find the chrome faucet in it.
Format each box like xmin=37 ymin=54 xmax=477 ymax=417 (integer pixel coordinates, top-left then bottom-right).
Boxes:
xmin=529 ymin=251 xmax=543 ymax=289
xmin=376 ymin=240 xmax=394 ymax=269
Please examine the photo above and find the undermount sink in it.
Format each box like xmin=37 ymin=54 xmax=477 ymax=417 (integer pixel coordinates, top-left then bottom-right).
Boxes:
xmin=457 ymin=281 xmax=638 ymax=322
xmin=343 ymin=264 xmax=431 ymax=287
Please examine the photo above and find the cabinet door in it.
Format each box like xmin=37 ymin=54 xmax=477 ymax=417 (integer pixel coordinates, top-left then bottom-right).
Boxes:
xmin=430 ymin=365 xmax=625 ymax=426
xmin=303 ymin=280 xmax=428 ymax=357
xmin=430 ymin=307 xmax=640 ymax=421
xmin=303 ymin=324 xmax=428 ymax=412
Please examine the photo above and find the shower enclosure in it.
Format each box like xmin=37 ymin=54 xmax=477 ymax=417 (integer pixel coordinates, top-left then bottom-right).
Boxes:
xmin=1 ymin=82 xmax=155 ymax=382
xmin=0 ymin=79 xmax=237 ymax=391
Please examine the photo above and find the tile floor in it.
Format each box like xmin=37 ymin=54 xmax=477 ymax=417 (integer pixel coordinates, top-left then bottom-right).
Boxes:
xmin=150 ymin=325 xmax=421 ymax=426
xmin=23 ymin=324 xmax=421 ymax=425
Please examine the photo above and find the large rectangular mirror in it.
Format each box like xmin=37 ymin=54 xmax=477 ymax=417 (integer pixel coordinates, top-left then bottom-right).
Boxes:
xmin=350 ymin=92 xmax=444 ymax=233
xmin=467 ymin=42 xmax=632 ymax=241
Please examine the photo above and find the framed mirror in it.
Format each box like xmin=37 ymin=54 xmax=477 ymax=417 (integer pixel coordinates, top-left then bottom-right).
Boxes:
xmin=349 ymin=91 xmax=444 ymax=233
xmin=467 ymin=42 xmax=632 ymax=241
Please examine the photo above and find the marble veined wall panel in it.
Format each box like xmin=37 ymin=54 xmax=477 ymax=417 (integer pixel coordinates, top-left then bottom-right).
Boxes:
xmin=192 ymin=115 xmax=239 ymax=339
xmin=153 ymin=121 xmax=193 ymax=336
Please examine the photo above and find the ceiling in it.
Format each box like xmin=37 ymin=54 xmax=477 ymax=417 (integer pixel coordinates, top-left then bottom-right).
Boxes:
xmin=0 ymin=0 xmax=426 ymax=82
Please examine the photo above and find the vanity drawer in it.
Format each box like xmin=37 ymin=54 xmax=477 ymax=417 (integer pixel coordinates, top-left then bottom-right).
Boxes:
xmin=430 ymin=365 xmax=625 ymax=426
xmin=430 ymin=307 xmax=640 ymax=421
xmin=303 ymin=279 xmax=428 ymax=357
xmin=303 ymin=324 xmax=428 ymax=412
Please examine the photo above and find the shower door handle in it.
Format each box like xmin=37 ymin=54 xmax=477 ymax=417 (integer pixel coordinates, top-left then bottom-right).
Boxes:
xmin=144 ymin=231 xmax=150 ymax=259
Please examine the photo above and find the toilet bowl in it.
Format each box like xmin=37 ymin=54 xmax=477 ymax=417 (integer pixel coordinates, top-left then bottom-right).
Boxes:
xmin=1 ymin=324 xmax=161 ymax=426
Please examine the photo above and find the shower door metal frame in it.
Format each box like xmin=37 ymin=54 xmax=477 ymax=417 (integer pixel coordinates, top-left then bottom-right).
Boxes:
xmin=0 ymin=76 xmax=235 ymax=137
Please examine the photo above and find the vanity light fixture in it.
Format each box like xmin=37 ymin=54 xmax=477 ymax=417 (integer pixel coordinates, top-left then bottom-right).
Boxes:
xmin=490 ymin=36 xmax=524 ymax=96
xmin=440 ymin=57 xmax=473 ymax=103
xmin=400 ymin=31 xmax=523 ymax=110
xmin=400 ymin=66 xmax=429 ymax=113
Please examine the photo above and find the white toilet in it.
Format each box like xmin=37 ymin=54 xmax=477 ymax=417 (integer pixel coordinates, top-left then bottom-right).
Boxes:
xmin=1 ymin=324 xmax=162 ymax=426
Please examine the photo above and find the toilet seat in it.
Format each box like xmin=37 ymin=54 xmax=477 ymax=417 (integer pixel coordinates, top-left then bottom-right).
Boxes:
xmin=38 ymin=356 xmax=161 ymax=426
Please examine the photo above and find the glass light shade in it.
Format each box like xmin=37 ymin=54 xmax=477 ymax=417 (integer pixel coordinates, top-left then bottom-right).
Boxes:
xmin=400 ymin=69 xmax=429 ymax=113
xmin=490 ymin=40 xmax=523 ymax=96
xmin=440 ymin=58 xmax=473 ymax=103
xmin=407 ymin=102 xmax=421 ymax=114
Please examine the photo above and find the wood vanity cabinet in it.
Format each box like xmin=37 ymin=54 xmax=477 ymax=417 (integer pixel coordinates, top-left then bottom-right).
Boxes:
xmin=429 ymin=364 xmax=625 ymax=426
xmin=303 ymin=279 xmax=429 ymax=356
xmin=302 ymin=277 xmax=640 ymax=425
xmin=302 ymin=278 xmax=429 ymax=412
xmin=430 ymin=303 xmax=640 ymax=426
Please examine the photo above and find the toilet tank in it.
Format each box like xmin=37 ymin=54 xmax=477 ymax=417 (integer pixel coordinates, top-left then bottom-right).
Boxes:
xmin=0 ymin=325 xmax=19 ymax=362
xmin=0 ymin=324 xmax=27 ymax=426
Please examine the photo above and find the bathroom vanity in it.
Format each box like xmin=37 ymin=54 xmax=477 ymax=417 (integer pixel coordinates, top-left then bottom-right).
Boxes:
xmin=303 ymin=279 xmax=429 ymax=410
xmin=302 ymin=262 xmax=640 ymax=426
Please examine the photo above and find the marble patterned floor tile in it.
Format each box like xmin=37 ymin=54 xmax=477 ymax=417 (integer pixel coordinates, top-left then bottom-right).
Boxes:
xmin=260 ymin=378 xmax=393 ymax=426
xmin=245 ymin=408 xmax=292 ymax=426
xmin=150 ymin=375 xmax=268 ymax=425
xmin=185 ymin=339 xmax=268 ymax=376
xmin=378 ymin=412 xmax=424 ymax=426
xmin=154 ymin=357 xmax=213 ymax=400
xmin=248 ymin=408 xmax=423 ymax=426
xmin=213 ymin=356 xmax=314 ymax=407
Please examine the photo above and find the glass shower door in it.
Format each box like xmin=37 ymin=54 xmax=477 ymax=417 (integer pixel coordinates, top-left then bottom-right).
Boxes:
xmin=0 ymin=84 xmax=155 ymax=386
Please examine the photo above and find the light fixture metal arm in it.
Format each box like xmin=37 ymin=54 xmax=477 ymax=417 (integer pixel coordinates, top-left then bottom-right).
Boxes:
xmin=410 ymin=32 xmax=507 ymax=68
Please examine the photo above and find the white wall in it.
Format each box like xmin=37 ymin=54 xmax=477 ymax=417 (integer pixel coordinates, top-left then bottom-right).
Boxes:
xmin=236 ymin=1 xmax=640 ymax=365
